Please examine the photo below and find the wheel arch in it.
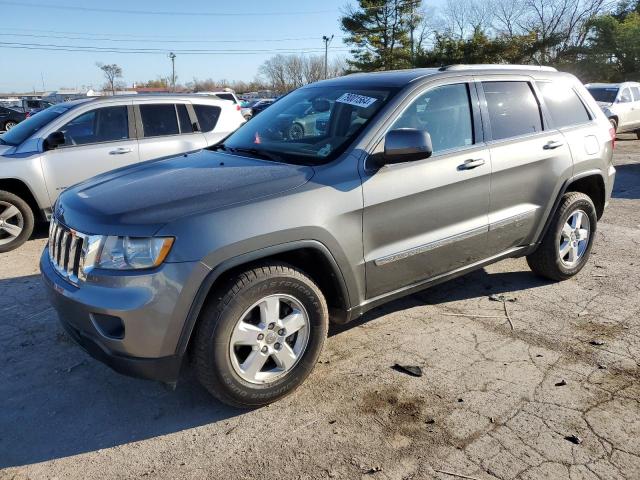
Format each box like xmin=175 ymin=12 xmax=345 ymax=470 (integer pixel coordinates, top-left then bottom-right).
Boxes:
xmin=535 ymin=170 xmax=607 ymax=245
xmin=175 ymin=240 xmax=351 ymax=357
xmin=0 ymin=178 xmax=43 ymax=221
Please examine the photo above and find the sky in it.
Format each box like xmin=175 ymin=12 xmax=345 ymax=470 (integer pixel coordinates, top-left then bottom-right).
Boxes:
xmin=0 ymin=0 xmax=422 ymax=93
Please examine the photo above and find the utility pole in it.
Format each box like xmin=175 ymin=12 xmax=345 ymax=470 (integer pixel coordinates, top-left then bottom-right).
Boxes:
xmin=409 ymin=0 xmax=415 ymax=67
xmin=168 ymin=52 xmax=176 ymax=92
xmin=322 ymin=35 xmax=334 ymax=79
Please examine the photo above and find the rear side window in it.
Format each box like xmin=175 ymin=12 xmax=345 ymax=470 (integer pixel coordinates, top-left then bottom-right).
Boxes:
xmin=193 ymin=104 xmax=221 ymax=132
xmin=176 ymin=104 xmax=193 ymax=133
xmin=482 ymin=81 xmax=542 ymax=140
xmin=537 ymin=81 xmax=591 ymax=128
xmin=140 ymin=104 xmax=179 ymax=137
xmin=216 ymin=93 xmax=236 ymax=103
xmin=60 ymin=106 xmax=128 ymax=146
xmin=631 ymin=87 xmax=640 ymax=101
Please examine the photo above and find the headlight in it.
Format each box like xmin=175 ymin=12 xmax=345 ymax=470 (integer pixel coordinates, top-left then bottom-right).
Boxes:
xmin=95 ymin=236 xmax=174 ymax=270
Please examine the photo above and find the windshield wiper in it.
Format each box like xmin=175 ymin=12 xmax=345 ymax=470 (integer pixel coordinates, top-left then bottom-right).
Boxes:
xmin=227 ymin=147 xmax=283 ymax=163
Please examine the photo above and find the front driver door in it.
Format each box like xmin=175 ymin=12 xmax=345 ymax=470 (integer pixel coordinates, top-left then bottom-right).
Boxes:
xmin=41 ymin=102 xmax=139 ymax=202
xmin=361 ymin=81 xmax=491 ymax=299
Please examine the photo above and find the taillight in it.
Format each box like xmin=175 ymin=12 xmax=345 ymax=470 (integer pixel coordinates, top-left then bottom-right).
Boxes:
xmin=609 ymin=127 xmax=616 ymax=149
xmin=236 ymin=105 xmax=241 ymax=111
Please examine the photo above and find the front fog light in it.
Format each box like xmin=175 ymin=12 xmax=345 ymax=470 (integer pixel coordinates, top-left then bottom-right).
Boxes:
xmin=97 ymin=236 xmax=174 ymax=270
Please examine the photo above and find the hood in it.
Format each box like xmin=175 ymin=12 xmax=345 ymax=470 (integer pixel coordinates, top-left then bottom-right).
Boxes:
xmin=0 ymin=143 xmax=16 ymax=156
xmin=596 ymin=101 xmax=613 ymax=109
xmin=58 ymin=149 xmax=314 ymax=236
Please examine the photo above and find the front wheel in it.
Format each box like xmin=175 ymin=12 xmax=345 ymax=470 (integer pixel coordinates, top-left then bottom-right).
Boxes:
xmin=0 ymin=190 xmax=35 ymax=253
xmin=193 ymin=263 xmax=328 ymax=408
xmin=526 ymin=192 xmax=597 ymax=281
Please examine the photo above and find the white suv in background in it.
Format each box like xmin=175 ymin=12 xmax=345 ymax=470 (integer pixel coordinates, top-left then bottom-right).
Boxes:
xmin=0 ymin=94 xmax=245 ymax=252
xmin=586 ymin=82 xmax=640 ymax=137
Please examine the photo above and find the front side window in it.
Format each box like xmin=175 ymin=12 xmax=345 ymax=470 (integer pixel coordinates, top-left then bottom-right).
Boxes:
xmin=483 ymin=81 xmax=542 ymax=140
xmin=220 ymin=86 xmax=397 ymax=165
xmin=60 ymin=106 xmax=128 ymax=146
xmin=620 ymin=88 xmax=633 ymax=103
xmin=390 ymin=83 xmax=473 ymax=153
xmin=631 ymin=87 xmax=640 ymax=101
xmin=537 ymin=81 xmax=590 ymax=128
xmin=140 ymin=104 xmax=179 ymax=137
xmin=193 ymin=105 xmax=221 ymax=133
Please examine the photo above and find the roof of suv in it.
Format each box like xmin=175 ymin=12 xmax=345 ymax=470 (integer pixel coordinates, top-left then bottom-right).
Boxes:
xmin=53 ymin=94 xmax=235 ymax=110
xmin=586 ymin=82 xmax=640 ymax=88
xmin=310 ymin=64 xmax=560 ymax=88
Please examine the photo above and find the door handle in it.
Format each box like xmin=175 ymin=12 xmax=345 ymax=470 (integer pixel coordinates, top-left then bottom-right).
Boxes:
xmin=543 ymin=140 xmax=564 ymax=150
xmin=109 ymin=147 xmax=132 ymax=155
xmin=458 ymin=158 xmax=485 ymax=170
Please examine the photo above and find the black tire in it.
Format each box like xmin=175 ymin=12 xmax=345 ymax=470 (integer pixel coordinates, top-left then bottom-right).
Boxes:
xmin=0 ymin=190 xmax=35 ymax=253
xmin=193 ymin=262 xmax=328 ymax=408
xmin=4 ymin=120 xmax=17 ymax=131
xmin=288 ymin=122 xmax=304 ymax=140
xmin=635 ymin=130 xmax=640 ymax=140
xmin=609 ymin=118 xmax=618 ymax=132
xmin=526 ymin=192 xmax=597 ymax=281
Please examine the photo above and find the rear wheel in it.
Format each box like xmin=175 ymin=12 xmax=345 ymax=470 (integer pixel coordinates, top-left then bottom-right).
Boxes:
xmin=526 ymin=192 xmax=597 ymax=281
xmin=193 ymin=263 xmax=328 ymax=408
xmin=0 ymin=190 xmax=35 ymax=253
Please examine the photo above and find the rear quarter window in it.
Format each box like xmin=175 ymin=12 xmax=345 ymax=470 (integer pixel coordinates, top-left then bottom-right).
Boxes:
xmin=193 ymin=104 xmax=221 ymax=132
xmin=482 ymin=81 xmax=543 ymax=141
xmin=537 ymin=81 xmax=591 ymax=128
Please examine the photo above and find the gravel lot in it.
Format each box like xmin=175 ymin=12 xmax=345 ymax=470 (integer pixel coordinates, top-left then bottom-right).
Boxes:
xmin=1 ymin=136 xmax=639 ymax=480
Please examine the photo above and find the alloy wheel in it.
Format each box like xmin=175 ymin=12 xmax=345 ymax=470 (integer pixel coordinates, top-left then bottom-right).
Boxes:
xmin=229 ymin=294 xmax=310 ymax=384
xmin=559 ymin=209 xmax=590 ymax=267
xmin=0 ymin=201 xmax=24 ymax=246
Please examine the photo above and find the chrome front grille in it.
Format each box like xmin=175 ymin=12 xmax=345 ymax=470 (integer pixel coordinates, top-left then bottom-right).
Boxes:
xmin=48 ymin=218 xmax=86 ymax=284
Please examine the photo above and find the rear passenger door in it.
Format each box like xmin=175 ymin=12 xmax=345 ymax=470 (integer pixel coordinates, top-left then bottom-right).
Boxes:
xmin=478 ymin=78 xmax=573 ymax=254
xmin=136 ymin=102 xmax=206 ymax=161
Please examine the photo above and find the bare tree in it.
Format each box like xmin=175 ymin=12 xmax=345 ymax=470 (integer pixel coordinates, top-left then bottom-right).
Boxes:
xmin=96 ymin=63 xmax=123 ymax=95
xmin=491 ymin=0 xmax=529 ymax=37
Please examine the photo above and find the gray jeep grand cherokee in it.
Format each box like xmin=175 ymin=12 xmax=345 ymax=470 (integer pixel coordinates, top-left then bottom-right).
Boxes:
xmin=41 ymin=65 xmax=616 ymax=407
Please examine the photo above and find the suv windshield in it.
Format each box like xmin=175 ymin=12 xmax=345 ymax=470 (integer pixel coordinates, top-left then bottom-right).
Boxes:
xmin=0 ymin=105 xmax=69 ymax=146
xmin=587 ymin=87 xmax=619 ymax=104
xmin=219 ymin=86 xmax=397 ymax=165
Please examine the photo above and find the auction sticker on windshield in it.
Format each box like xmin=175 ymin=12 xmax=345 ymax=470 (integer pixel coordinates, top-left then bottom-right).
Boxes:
xmin=336 ymin=93 xmax=377 ymax=108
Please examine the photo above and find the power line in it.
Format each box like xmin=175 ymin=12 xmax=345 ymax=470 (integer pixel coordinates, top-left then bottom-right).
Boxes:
xmin=0 ymin=41 xmax=351 ymax=55
xmin=0 ymin=0 xmax=419 ymax=18
xmin=0 ymin=31 xmax=346 ymax=44
xmin=0 ymin=0 xmax=339 ymax=17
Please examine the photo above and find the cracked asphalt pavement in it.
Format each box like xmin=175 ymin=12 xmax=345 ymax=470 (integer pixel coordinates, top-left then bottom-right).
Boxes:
xmin=1 ymin=136 xmax=639 ymax=480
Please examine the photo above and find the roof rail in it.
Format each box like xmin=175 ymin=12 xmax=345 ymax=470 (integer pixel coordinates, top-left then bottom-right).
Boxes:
xmin=439 ymin=64 xmax=557 ymax=72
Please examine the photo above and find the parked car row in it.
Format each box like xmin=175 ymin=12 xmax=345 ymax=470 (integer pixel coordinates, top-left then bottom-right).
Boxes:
xmin=0 ymin=94 xmax=245 ymax=252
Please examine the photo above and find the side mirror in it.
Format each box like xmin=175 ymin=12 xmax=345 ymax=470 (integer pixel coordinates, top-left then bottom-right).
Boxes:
xmin=44 ymin=131 xmax=65 ymax=151
xmin=379 ymin=129 xmax=433 ymax=166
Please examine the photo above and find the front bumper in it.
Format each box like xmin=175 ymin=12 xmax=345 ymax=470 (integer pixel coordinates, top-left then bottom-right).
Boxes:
xmin=40 ymin=249 xmax=210 ymax=383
